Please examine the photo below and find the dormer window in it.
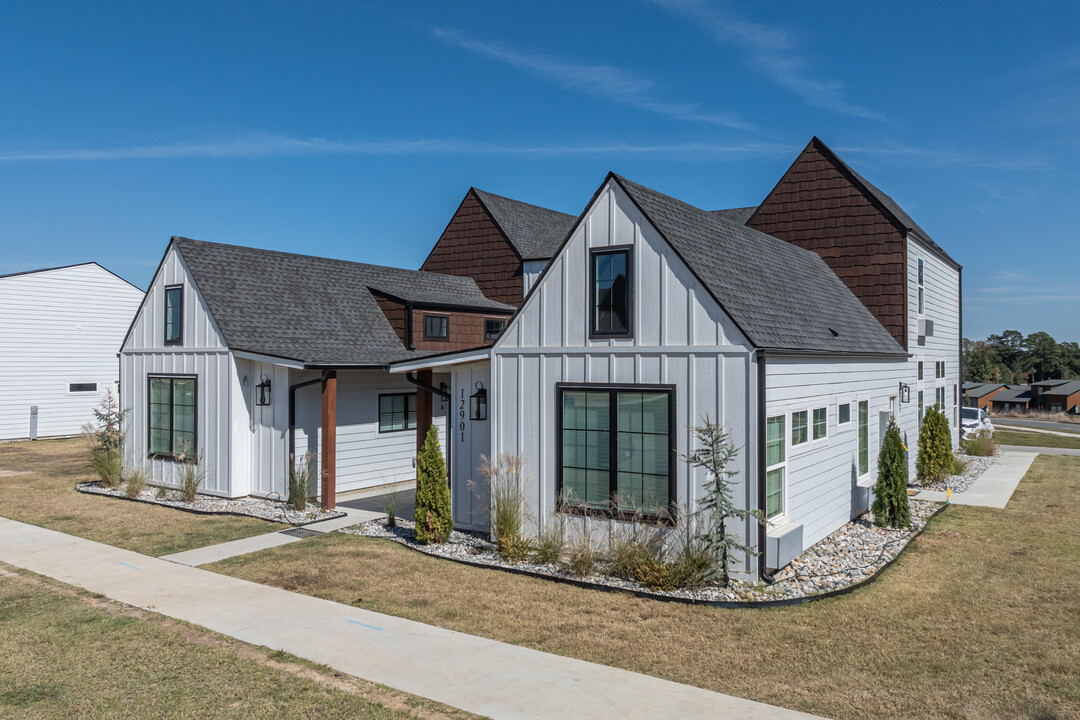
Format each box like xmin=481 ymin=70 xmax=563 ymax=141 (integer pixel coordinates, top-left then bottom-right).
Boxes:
xmin=590 ymin=247 xmax=632 ymax=338
xmin=164 ymin=285 xmax=183 ymax=345
xmin=424 ymin=314 xmax=449 ymax=341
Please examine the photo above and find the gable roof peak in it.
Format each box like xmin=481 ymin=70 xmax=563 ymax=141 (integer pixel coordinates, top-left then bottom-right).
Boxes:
xmin=469 ymin=188 xmax=577 ymax=261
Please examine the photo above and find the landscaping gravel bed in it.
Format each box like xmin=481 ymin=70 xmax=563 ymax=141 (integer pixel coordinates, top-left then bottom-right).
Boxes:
xmin=913 ymin=449 xmax=1000 ymax=493
xmin=76 ymin=481 xmax=345 ymax=526
xmin=340 ymin=498 xmax=943 ymax=604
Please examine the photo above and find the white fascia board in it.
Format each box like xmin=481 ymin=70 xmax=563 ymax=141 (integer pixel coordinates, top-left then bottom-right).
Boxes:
xmin=389 ymin=347 xmax=492 ymax=373
xmin=233 ymin=350 xmax=306 ymax=369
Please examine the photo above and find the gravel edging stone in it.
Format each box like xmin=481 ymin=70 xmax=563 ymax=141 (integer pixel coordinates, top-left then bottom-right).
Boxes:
xmin=338 ymin=499 xmax=945 ymax=606
xmin=76 ymin=481 xmax=345 ymax=526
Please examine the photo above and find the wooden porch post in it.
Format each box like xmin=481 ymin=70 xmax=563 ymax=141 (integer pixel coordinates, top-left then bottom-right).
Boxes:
xmin=416 ymin=369 xmax=434 ymax=455
xmin=320 ymin=370 xmax=337 ymax=510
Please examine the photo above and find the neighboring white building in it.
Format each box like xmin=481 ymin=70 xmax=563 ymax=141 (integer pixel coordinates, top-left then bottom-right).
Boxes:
xmin=0 ymin=263 xmax=143 ymax=441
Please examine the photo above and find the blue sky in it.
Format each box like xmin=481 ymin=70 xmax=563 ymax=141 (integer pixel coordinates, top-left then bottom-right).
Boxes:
xmin=1 ymin=1 xmax=1077 ymax=341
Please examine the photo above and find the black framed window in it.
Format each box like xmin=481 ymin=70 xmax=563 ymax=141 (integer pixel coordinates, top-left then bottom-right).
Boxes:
xmin=164 ymin=285 xmax=183 ymax=345
xmin=379 ymin=393 xmax=417 ymax=433
xmin=558 ymin=384 xmax=673 ymax=517
xmin=148 ymin=376 xmax=196 ymax=458
xmin=590 ymin=247 xmax=632 ymax=337
xmin=69 ymin=383 xmax=98 ymax=393
xmin=484 ymin=318 xmax=505 ymax=341
xmin=424 ymin=315 xmax=449 ymax=341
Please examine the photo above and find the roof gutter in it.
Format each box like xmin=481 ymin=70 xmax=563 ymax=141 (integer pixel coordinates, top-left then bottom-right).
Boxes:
xmin=759 ymin=347 xmax=910 ymax=360
xmin=757 ymin=349 xmax=776 ymax=584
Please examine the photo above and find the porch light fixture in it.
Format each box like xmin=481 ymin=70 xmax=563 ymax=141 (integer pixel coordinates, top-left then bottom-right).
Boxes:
xmin=900 ymin=382 xmax=910 ymax=404
xmin=256 ymin=374 xmax=272 ymax=406
xmin=470 ymin=381 xmax=487 ymax=421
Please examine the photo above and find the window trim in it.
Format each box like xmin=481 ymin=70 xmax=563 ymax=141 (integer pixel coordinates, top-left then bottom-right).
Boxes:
xmin=857 ymin=399 xmax=870 ymax=479
xmin=68 ymin=382 xmax=98 ymax=393
xmin=423 ymin=314 xmax=450 ymax=342
xmin=378 ymin=392 xmax=417 ymax=434
xmin=147 ymin=374 xmax=198 ymax=461
xmin=164 ymin=285 xmax=184 ymax=346
xmin=588 ymin=245 xmax=634 ymax=339
xmin=484 ymin=317 xmax=506 ymax=341
xmin=790 ymin=409 xmax=809 ymax=447
xmin=812 ymin=406 xmax=828 ymax=441
xmin=765 ymin=414 xmax=787 ymax=522
xmin=836 ymin=399 xmax=853 ymax=431
xmin=555 ymin=382 xmax=676 ymax=522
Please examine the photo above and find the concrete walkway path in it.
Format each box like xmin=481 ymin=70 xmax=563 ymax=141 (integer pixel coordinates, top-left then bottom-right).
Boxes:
xmin=0 ymin=517 xmax=821 ymax=720
xmin=159 ymin=507 xmax=380 ymax=566
xmin=913 ymin=449 xmax=1038 ymax=508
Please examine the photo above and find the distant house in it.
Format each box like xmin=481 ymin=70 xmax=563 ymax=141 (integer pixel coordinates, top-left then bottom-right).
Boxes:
xmin=991 ymin=385 xmax=1032 ymax=413
xmin=1029 ymin=380 xmax=1080 ymax=414
xmin=0 ymin=263 xmax=143 ymax=441
xmin=963 ymin=382 xmax=1008 ymax=410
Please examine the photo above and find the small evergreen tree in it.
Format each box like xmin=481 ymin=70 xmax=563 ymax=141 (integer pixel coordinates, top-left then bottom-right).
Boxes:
xmin=83 ymin=389 xmax=129 ymax=488
xmin=917 ymin=406 xmax=953 ymax=485
xmin=683 ymin=416 xmax=764 ymax=587
xmin=414 ymin=425 xmax=452 ymax=544
xmin=871 ymin=418 xmax=911 ymax=527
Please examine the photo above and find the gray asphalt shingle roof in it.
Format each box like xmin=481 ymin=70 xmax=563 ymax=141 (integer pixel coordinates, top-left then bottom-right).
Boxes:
xmin=473 ymin=189 xmax=577 ymax=261
xmin=1041 ymin=380 xmax=1080 ymax=396
xmin=612 ymin=174 xmax=905 ymax=356
xmin=965 ymin=383 xmax=1007 ymax=398
xmin=993 ymin=386 xmax=1031 ymax=404
xmin=173 ymin=237 xmax=513 ymax=366
xmin=708 ymin=207 xmax=758 ymax=224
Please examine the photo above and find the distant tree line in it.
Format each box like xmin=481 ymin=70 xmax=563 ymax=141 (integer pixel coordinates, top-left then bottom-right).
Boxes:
xmin=963 ymin=330 xmax=1080 ymax=383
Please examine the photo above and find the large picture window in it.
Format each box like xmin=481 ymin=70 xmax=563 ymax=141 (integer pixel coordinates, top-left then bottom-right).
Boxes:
xmin=379 ymin=393 xmax=417 ymax=433
xmin=590 ymin=248 xmax=632 ymax=337
xmin=164 ymin=286 xmax=183 ymax=345
xmin=558 ymin=385 xmax=672 ymax=517
xmin=148 ymin=376 xmax=196 ymax=458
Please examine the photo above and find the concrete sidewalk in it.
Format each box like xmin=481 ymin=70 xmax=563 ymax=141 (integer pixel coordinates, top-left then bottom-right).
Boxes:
xmin=159 ymin=507 xmax=381 ymax=566
xmin=0 ymin=517 xmax=821 ymax=720
xmin=913 ymin=449 xmax=1038 ymax=508
xmin=1000 ymin=445 xmax=1080 ymax=457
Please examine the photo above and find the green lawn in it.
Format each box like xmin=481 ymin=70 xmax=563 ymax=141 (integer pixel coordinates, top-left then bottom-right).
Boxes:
xmin=0 ymin=438 xmax=274 ymax=556
xmin=0 ymin=565 xmax=482 ymax=720
xmin=209 ymin=456 xmax=1080 ymax=720
xmin=996 ymin=429 xmax=1080 ymax=449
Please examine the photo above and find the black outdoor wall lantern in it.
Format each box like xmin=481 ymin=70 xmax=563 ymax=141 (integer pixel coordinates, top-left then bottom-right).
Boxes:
xmin=470 ymin=381 xmax=487 ymax=421
xmin=900 ymin=382 xmax=911 ymax=404
xmin=256 ymin=374 xmax=272 ymax=406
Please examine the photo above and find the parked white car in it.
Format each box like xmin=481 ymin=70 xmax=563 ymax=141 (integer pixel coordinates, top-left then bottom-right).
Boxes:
xmin=961 ymin=406 xmax=994 ymax=438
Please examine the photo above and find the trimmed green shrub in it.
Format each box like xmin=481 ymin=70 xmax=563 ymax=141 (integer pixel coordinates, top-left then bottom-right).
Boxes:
xmin=84 ymin=390 xmax=128 ymax=488
xmin=871 ymin=418 xmax=911 ymax=528
xmin=414 ymin=425 xmax=452 ymax=544
xmin=917 ymin=406 xmax=954 ymax=485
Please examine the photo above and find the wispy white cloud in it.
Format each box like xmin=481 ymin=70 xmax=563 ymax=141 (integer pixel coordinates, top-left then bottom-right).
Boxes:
xmin=430 ymin=27 xmax=752 ymax=131
xmin=0 ymin=132 xmax=793 ymax=162
xmin=832 ymin=141 xmax=1044 ymax=170
xmin=647 ymin=0 xmax=884 ymax=120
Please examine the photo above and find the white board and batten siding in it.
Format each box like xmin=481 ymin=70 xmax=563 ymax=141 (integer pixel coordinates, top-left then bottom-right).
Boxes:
xmin=765 ymin=355 xmax=912 ymax=550
xmin=909 ymin=235 xmax=962 ymax=451
xmin=492 ymin=180 xmax=757 ymax=568
xmin=0 ymin=264 xmax=143 ymax=441
xmin=522 ymin=260 xmax=548 ymax=296
xmin=120 ymin=245 xmax=235 ymax=495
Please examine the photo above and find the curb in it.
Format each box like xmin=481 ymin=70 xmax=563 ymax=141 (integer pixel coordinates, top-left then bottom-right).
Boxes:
xmin=348 ymin=503 xmax=949 ymax=609
xmin=74 ymin=483 xmax=346 ymax=528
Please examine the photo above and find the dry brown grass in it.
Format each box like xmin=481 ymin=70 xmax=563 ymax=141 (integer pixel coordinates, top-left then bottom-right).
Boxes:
xmin=0 ymin=564 xmax=483 ymax=719
xmin=209 ymin=456 xmax=1080 ymax=720
xmin=992 ymin=409 xmax=1080 ymax=425
xmin=0 ymin=438 xmax=274 ymax=556
xmin=996 ymin=430 xmax=1080 ymax=450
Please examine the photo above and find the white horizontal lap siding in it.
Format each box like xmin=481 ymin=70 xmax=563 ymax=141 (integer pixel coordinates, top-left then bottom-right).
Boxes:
xmin=493 ymin=180 xmax=755 ymax=569
xmin=765 ymin=356 xmax=912 ymax=550
xmin=120 ymin=245 xmax=235 ymax=495
xmin=0 ymin=264 xmax=143 ymax=440
xmin=291 ymin=370 xmax=448 ymax=494
xmin=909 ymin=236 xmax=962 ymax=451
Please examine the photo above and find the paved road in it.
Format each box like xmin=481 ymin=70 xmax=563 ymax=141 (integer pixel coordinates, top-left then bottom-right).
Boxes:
xmin=994 ymin=417 xmax=1080 ymax=434
xmin=0 ymin=517 xmax=822 ymax=720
